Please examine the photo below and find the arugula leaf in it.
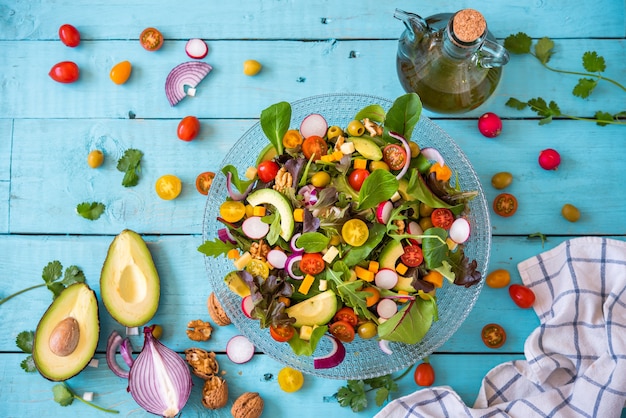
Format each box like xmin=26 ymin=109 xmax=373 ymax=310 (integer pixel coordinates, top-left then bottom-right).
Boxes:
xmin=76 ymin=202 xmax=105 ymax=220
xmin=383 ymin=93 xmax=422 ymax=141
xmin=503 ymin=32 xmax=532 ymax=54
xmin=221 ymin=165 xmax=254 ymax=193
xmin=582 ymin=51 xmax=606 ymax=73
xmin=356 ymin=169 xmax=398 ymax=211
xmin=116 ymin=148 xmax=143 ymax=187
xmin=326 ymin=262 xmax=377 ymax=322
xmin=354 ymin=104 xmax=386 ymax=123
xmin=198 ymin=238 xmax=236 ymax=257
xmin=377 ymin=297 xmax=437 ymax=344
xmin=296 ymin=232 xmax=330 ymax=253
xmin=16 ymin=331 xmax=34 ymax=353
xmin=572 ymin=78 xmax=598 ymax=99
xmin=260 ymin=101 xmax=291 ymax=155
xmin=534 ymin=37 xmax=554 ymax=64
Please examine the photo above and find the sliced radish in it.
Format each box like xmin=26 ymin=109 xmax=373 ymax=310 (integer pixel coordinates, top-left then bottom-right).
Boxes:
xmin=285 ymin=253 xmax=304 ymax=280
xmin=420 ymin=147 xmax=445 ymax=167
xmin=376 ymin=201 xmax=393 ymax=224
xmin=266 ymin=249 xmax=287 ymax=269
xmin=241 ymin=216 xmax=269 ymax=239
xmin=313 ymin=335 xmax=346 ymax=369
xmin=407 ymin=221 xmax=424 ymax=244
xmin=376 ymin=298 xmax=398 ymax=319
xmin=217 ymin=228 xmax=236 ymax=244
xmin=300 ymin=113 xmax=328 ymax=138
xmin=185 ymin=38 xmax=208 ymax=59
xmin=378 ymin=339 xmax=393 ymax=355
xmin=241 ymin=295 xmax=255 ymax=318
xmin=226 ymin=335 xmax=255 ymax=364
xmin=449 ymin=218 xmax=471 ymax=244
xmin=375 ymin=269 xmax=399 ymax=290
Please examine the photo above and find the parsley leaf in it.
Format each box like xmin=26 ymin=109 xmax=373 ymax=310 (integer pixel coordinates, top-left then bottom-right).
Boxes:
xmin=16 ymin=330 xmax=34 ymax=353
xmin=76 ymin=202 xmax=105 ymax=220
xmin=116 ymin=148 xmax=143 ymax=187
xmin=582 ymin=51 xmax=606 ymax=73
xmin=20 ymin=356 xmax=36 ymax=373
xmin=527 ymin=97 xmax=561 ymax=125
xmin=534 ymin=37 xmax=554 ymax=64
xmin=503 ymin=32 xmax=532 ymax=54
xmin=335 ymin=368 xmax=411 ymax=412
xmin=337 ymin=380 xmax=368 ymax=412
xmin=595 ymin=111 xmax=615 ymax=126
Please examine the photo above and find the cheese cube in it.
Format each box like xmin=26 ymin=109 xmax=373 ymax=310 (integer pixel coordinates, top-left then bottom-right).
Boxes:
xmin=340 ymin=141 xmax=356 ymax=154
xmin=322 ymin=246 xmax=339 ymax=263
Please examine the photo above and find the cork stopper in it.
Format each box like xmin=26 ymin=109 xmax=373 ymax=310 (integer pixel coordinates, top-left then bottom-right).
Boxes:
xmin=452 ymin=9 xmax=486 ymax=43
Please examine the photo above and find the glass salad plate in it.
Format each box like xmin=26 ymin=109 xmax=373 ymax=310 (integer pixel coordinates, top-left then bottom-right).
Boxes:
xmin=202 ymin=93 xmax=491 ymax=379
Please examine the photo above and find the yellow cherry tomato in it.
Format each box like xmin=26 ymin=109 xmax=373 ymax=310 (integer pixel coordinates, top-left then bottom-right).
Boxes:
xmin=87 ymin=150 xmax=104 ymax=168
xmin=486 ymin=269 xmax=511 ymax=288
xmin=310 ymin=171 xmax=331 ymax=188
xmin=347 ymin=120 xmax=365 ymax=136
xmin=219 ymin=201 xmax=246 ymax=223
xmin=243 ymin=59 xmax=262 ymax=76
xmin=245 ymin=259 xmax=270 ymax=279
xmin=282 ymin=129 xmax=303 ymax=148
xmin=277 ymin=367 xmax=304 ymax=393
xmin=155 ymin=174 xmax=182 ymax=200
xmin=110 ymin=60 xmax=132 ymax=85
xmin=341 ymin=219 xmax=369 ymax=247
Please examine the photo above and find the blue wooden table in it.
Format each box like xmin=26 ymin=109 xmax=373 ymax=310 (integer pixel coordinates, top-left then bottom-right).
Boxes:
xmin=1 ymin=1 xmax=625 ymax=416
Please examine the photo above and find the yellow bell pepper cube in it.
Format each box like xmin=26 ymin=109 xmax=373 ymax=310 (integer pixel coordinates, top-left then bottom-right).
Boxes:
xmin=293 ymin=208 xmax=304 ymax=222
xmin=253 ymin=206 xmax=266 ymax=217
xmin=368 ymin=260 xmax=379 ymax=273
xmin=332 ymin=150 xmax=344 ymax=160
xmin=298 ymin=274 xmax=316 ymax=295
xmin=423 ymin=271 xmax=444 ymax=288
xmin=320 ymin=154 xmax=335 ymax=162
xmin=353 ymin=158 xmax=367 ymax=170
xmin=395 ymin=262 xmax=408 ymax=276
xmin=245 ymin=204 xmax=255 ymax=218
xmin=354 ymin=265 xmax=375 ymax=282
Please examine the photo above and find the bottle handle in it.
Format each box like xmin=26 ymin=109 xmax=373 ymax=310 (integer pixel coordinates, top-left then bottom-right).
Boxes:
xmin=478 ymin=39 xmax=510 ymax=68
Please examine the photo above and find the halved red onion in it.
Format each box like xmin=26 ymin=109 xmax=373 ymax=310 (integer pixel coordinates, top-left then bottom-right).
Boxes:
xmin=226 ymin=172 xmax=254 ymax=201
xmin=165 ymin=61 xmax=212 ymax=106
xmin=420 ymin=147 xmax=445 ymax=167
xmin=388 ymin=131 xmax=412 ymax=180
xmin=285 ymin=253 xmax=304 ymax=280
xmin=378 ymin=339 xmax=393 ymax=355
xmin=120 ymin=338 xmax=135 ymax=368
xmin=313 ymin=335 xmax=346 ymax=369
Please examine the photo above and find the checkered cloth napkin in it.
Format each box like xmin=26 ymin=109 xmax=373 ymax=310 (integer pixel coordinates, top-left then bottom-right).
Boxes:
xmin=376 ymin=237 xmax=626 ymax=418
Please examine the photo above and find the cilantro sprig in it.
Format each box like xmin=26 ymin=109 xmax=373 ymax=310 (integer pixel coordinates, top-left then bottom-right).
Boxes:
xmin=53 ymin=382 xmax=119 ymax=413
xmin=0 ymin=261 xmax=85 ymax=306
xmin=116 ymin=148 xmax=143 ymax=187
xmin=16 ymin=330 xmax=36 ymax=372
xmin=335 ymin=367 xmax=412 ymax=412
xmin=504 ymin=33 xmax=626 ymax=126
xmin=76 ymin=201 xmax=106 ymax=220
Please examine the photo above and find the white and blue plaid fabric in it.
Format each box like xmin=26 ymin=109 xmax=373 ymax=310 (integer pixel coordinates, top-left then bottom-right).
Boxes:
xmin=376 ymin=237 xmax=626 ymax=418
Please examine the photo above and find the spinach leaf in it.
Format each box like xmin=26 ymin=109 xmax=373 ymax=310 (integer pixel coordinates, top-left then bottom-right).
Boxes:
xmin=377 ymin=297 xmax=437 ymax=344
xmin=296 ymin=232 xmax=330 ymax=253
xmin=264 ymin=213 xmax=282 ymax=246
xmin=421 ymin=227 xmax=449 ymax=269
xmin=384 ymin=93 xmax=422 ymax=141
xmin=356 ymin=170 xmax=398 ymax=211
xmin=260 ymin=101 xmax=291 ymax=155
xmin=341 ymin=223 xmax=386 ymax=267
xmin=221 ymin=164 xmax=254 ymax=193
xmin=354 ymin=104 xmax=386 ymax=123
xmin=287 ymin=325 xmax=327 ymax=356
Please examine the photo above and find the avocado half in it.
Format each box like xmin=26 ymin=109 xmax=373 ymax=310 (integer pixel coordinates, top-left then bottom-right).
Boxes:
xmin=32 ymin=283 xmax=99 ymax=381
xmin=100 ymin=229 xmax=160 ymax=327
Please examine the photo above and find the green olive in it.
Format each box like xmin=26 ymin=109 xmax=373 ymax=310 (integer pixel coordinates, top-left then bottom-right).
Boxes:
xmin=310 ymin=171 xmax=331 ymax=188
xmin=347 ymin=120 xmax=365 ymax=136
xmin=419 ymin=217 xmax=433 ymax=231
xmin=357 ymin=321 xmax=377 ymax=339
xmin=561 ymin=204 xmax=580 ymax=222
xmin=419 ymin=202 xmax=434 ymax=217
xmin=409 ymin=141 xmax=420 ymax=157
xmin=491 ymin=172 xmax=513 ymax=190
xmin=327 ymin=126 xmax=343 ymax=140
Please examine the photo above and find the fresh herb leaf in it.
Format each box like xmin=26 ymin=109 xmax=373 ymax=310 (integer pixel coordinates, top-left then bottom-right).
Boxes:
xmin=335 ymin=368 xmax=411 ymax=412
xmin=76 ymin=202 xmax=105 ymax=220
xmin=525 ymin=97 xmax=561 ymax=125
xmin=287 ymin=325 xmax=327 ymax=356
xmin=221 ymin=165 xmax=254 ymax=194
xmin=528 ymin=232 xmax=548 ymax=247
xmin=116 ymin=148 xmax=143 ymax=187
xmin=383 ymin=93 xmax=422 ymax=141
xmin=582 ymin=51 xmax=606 ymax=73
xmin=377 ymin=296 xmax=437 ymax=344
xmin=505 ymin=97 xmax=528 ymax=110
xmin=356 ymin=169 xmax=398 ymax=211
xmin=534 ymin=37 xmax=554 ymax=64
xmin=503 ymin=32 xmax=532 ymax=54
xmin=42 ymin=260 xmax=63 ymax=285
xmin=572 ymin=78 xmax=598 ymax=98
xmin=594 ymin=111 xmax=615 ymax=126
xmin=20 ymin=356 xmax=36 ymax=372
xmin=53 ymin=382 xmax=119 ymax=413
xmin=16 ymin=331 xmax=34 ymax=353
xmin=337 ymin=380 xmax=368 ymax=412
xmin=62 ymin=265 xmax=86 ymax=286
xmin=354 ymin=104 xmax=386 ymax=123
xmin=296 ymin=232 xmax=330 ymax=253
xmin=197 ymin=238 xmax=236 ymax=258
xmin=260 ymin=101 xmax=291 ymax=155
xmin=326 ymin=262 xmax=377 ymax=322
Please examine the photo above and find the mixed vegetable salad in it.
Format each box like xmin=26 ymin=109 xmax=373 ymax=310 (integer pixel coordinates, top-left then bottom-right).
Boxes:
xmin=199 ymin=93 xmax=482 ymax=368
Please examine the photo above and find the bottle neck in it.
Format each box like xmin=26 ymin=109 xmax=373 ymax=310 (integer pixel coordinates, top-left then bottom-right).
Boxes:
xmin=442 ymin=17 xmax=484 ymax=60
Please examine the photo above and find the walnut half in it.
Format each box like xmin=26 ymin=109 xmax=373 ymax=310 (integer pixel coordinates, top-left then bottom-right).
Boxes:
xmin=186 ymin=319 xmax=213 ymax=341
xmin=184 ymin=348 xmax=219 ymax=380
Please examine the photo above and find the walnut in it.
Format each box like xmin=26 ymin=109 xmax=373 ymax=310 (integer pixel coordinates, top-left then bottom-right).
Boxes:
xmin=201 ymin=375 xmax=229 ymax=410
xmin=249 ymin=240 xmax=270 ymax=260
xmin=184 ymin=348 xmax=219 ymax=379
xmin=272 ymin=167 xmax=292 ymax=192
xmin=363 ymin=118 xmax=383 ymax=136
xmin=207 ymin=292 xmax=231 ymax=326
xmin=393 ymin=219 xmax=405 ymax=234
xmin=231 ymin=392 xmax=264 ymax=418
xmin=186 ymin=319 xmax=213 ymax=341
xmin=334 ymin=135 xmax=345 ymax=151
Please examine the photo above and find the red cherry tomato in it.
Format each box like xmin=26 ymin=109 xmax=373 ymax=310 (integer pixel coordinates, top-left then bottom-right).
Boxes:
xmin=383 ymin=144 xmax=407 ymax=170
xmin=430 ymin=208 xmax=454 ymax=229
xmin=195 ymin=171 xmax=215 ymax=195
xmin=59 ymin=24 xmax=80 ymax=47
xmin=329 ymin=320 xmax=355 ymax=343
xmin=414 ymin=361 xmax=435 ymax=386
xmin=48 ymin=61 xmax=80 ymax=83
xmin=348 ymin=169 xmax=369 ymax=191
xmin=301 ymin=136 xmax=328 ymax=161
xmin=177 ymin=116 xmax=200 ymax=141
xmin=300 ymin=252 xmax=325 ymax=276
xmin=400 ymin=244 xmax=424 ymax=267
xmin=257 ymin=160 xmax=280 ymax=183
xmin=508 ymin=284 xmax=535 ymax=308
xmin=269 ymin=324 xmax=295 ymax=342
xmin=333 ymin=307 xmax=358 ymax=327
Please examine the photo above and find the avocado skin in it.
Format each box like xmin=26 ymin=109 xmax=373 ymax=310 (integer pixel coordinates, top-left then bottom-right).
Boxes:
xmin=32 ymin=283 xmax=100 ymax=381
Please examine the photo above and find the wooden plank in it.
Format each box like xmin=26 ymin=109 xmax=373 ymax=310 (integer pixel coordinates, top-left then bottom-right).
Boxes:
xmin=1 ymin=39 xmax=625 ymax=120
xmin=0 ymin=0 xmax=623 ymax=40
xmin=10 ymin=118 xmax=626 ymax=235
xmin=0 ymin=119 xmax=10 ymax=233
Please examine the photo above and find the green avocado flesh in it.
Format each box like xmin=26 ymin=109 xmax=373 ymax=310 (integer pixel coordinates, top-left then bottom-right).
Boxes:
xmin=285 ymin=289 xmax=337 ymax=327
xmin=100 ymin=229 xmax=160 ymax=327
xmin=33 ymin=283 xmax=99 ymax=381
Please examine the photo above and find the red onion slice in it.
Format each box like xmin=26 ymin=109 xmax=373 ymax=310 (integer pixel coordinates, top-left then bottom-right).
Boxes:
xmin=285 ymin=253 xmax=304 ymax=280
xmin=226 ymin=172 xmax=254 ymax=201
xmin=105 ymin=331 xmax=130 ymax=378
xmin=165 ymin=61 xmax=212 ymax=106
xmin=378 ymin=339 xmax=393 ymax=355
xmin=313 ymin=335 xmax=346 ymax=369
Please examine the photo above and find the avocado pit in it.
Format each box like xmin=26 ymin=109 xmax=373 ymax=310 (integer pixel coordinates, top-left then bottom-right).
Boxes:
xmin=49 ymin=317 xmax=80 ymax=357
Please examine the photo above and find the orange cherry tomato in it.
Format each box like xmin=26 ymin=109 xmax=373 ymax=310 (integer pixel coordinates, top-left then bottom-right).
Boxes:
xmin=333 ymin=307 xmax=358 ymax=327
xmin=414 ymin=361 xmax=435 ymax=386
xmin=140 ymin=27 xmax=164 ymax=51
xmin=430 ymin=208 xmax=454 ymax=230
xmin=362 ymin=287 xmax=380 ymax=307
xmin=49 ymin=61 xmax=79 ymax=83
xmin=300 ymin=252 xmax=325 ymax=275
xmin=493 ymin=193 xmax=518 ymax=217
xmin=195 ymin=171 xmax=215 ymax=195
xmin=302 ymin=136 xmax=328 ymax=161
xmin=177 ymin=116 xmax=200 ymax=141
xmin=481 ymin=323 xmax=507 ymax=348
xmin=329 ymin=320 xmax=355 ymax=343
xmin=383 ymin=144 xmax=407 ymax=170
xmin=282 ymin=129 xmax=303 ymax=149
xmin=270 ymin=324 xmax=295 ymax=342
xmin=486 ymin=269 xmax=511 ymax=288
xmin=59 ymin=24 xmax=80 ymax=47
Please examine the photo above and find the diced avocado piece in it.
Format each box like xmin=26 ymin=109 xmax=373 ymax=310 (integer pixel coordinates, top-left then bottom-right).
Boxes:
xmin=100 ymin=229 xmax=160 ymax=327
xmin=255 ymin=143 xmax=278 ymax=165
xmin=350 ymin=136 xmax=382 ymax=161
xmin=393 ymin=275 xmax=416 ymax=293
xmin=32 ymin=283 xmax=99 ymax=381
xmin=378 ymin=240 xmax=405 ymax=270
xmin=224 ymin=270 xmax=251 ymax=297
xmin=246 ymin=188 xmax=294 ymax=240
xmin=285 ymin=289 xmax=337 ymax=327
